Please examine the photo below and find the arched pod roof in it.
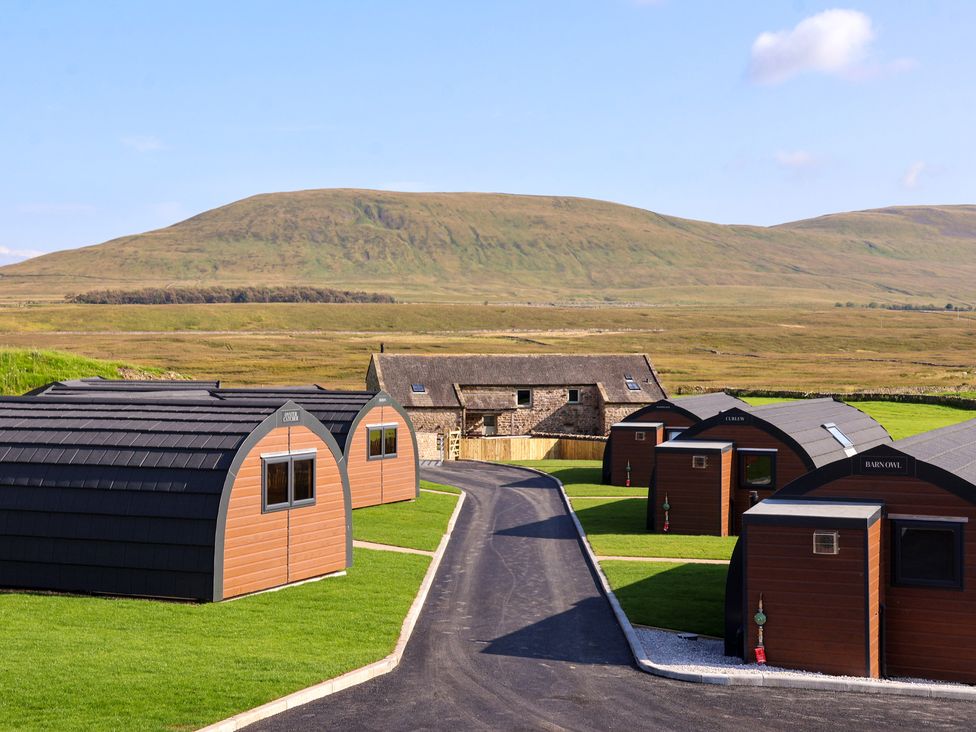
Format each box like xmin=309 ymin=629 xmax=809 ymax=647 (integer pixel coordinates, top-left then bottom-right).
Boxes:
xmin=622 ymin=392 xmax=747 ymax=423
xmin=776 ymin=417 xmax=976 ymax=502
xmin=30 ymin=379 xmax=408 ymax=457
xmin=0 ymin=396 xmax=348 ymax=600
xmin=680 ymin=398 xmax=892 ymax=470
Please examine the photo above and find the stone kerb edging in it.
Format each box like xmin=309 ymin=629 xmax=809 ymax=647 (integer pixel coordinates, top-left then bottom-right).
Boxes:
xmin=199 ymin=490 xmax=467 ymax=732
xmin=511 ymin=464 xmax=976 ymax=702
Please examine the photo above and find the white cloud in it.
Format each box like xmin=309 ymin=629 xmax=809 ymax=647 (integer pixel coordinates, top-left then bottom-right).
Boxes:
xmin=901 ymin=161 xmax=926 ymax=189
xmin=749 ymin=9 xmax=876 ymax=84
xmin=0 ymin=245 xmax=45 ymax=260
xmin=121 ymin=135 xmax=164 ymax=152
xmin=775 ymin=150 xmax=818 ymax=170
xmin=16 ymin=202 xmax=96 ymax=216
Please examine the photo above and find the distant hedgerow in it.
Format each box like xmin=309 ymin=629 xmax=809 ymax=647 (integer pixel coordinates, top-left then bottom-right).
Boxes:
xmin=66 ymin=286 xmax=396 ymax=305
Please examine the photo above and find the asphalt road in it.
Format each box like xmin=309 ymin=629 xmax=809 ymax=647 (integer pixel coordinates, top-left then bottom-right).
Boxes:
xmin=253 ymin=462 xmax=976 ymax=731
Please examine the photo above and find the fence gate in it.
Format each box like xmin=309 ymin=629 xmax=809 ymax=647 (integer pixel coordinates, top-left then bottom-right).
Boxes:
xmin=447 ymin=430 xmax=461 ymax=461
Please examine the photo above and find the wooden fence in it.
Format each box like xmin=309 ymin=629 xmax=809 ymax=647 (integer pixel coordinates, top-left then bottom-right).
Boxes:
xmin=459 ymin=436 xmax=605 ymax=462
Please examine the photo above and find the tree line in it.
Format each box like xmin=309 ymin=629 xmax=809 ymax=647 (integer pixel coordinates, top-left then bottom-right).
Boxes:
xmin=66 ymin=286 xmax=396 ymax=305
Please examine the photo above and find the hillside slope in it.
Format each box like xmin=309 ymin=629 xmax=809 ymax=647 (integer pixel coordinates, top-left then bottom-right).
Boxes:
xmin=2 ymin=190 xmax=975 ymax=304
xmin=0 ymin=348 xmax=175 ymax=395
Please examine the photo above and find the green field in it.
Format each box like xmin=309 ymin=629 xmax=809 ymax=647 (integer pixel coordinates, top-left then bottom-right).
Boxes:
xmin=741 ymin=396 xmax=975 ymax=440
xmin=569 ymin=497 xmax=737 ymax=560
xmin=2 ymin=303 xmax=976 ymax=395
xmin=602 ymin=561 xmax=727 ymax=637
xmin=0 ymin=548 xmax=428 ymax=732
xmin=0 ymin=347 xmax=169 ymax=395
xmin=352 ymin=489 xmax=459 ymax=552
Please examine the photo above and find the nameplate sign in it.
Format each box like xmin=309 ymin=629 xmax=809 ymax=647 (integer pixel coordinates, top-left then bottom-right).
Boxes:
xmin=723 ymin=413 xmax=750 ymax=425
xmin=857 ymin=454 xmax=911 ymax=476
xmin=279 ymin=409 xmax=301 ymax=426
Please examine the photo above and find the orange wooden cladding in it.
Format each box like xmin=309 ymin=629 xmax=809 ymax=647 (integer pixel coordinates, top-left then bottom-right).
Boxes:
xmin=609 ymin=424 xmax=663 ymax=487
xmin=745 ymin=523 xmax=879 ymax=677
xmin=805 ymin=475 xmax=976 ymax=683
xmin=222 ymin=426 xmax=347 ymax=599
xmin=346 ymin=405 xmax=417 ymax=508
xmin=653 ymin=449 xmax=731 ymax=535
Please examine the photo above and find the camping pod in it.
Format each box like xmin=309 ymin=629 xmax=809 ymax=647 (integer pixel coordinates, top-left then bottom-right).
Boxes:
xmin=726 ymin=419 xmax=976 ymax=684
xmin=602 ymin=392 xmax=746 ymax=487
xmin=0 ymin=397 xmax=351 ymax=601
xmin=649 ymin=398 xmax=891 ymax=536
xmin=32 ymin=379 xmax=421 ymax=509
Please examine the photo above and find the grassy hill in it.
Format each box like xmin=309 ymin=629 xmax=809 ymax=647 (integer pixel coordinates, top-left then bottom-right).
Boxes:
xmin=2 ymin=189 xmax=975 ymax=304
xmin=0 ymin=347 xmax=174 ymax=395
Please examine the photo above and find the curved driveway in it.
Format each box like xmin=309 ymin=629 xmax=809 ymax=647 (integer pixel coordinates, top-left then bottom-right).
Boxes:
xmin=254 ymin=462 xmax=976 ymax=731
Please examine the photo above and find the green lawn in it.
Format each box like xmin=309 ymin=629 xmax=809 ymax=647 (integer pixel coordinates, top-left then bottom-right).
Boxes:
xmin=0 ymin=548 xmax=428 ymax=732
xmin=419 ymin=479 xmax=462 ymax=495
xmin=352 ymin=490 xmax=459 ymax=551
xmin=569 ymin=497 xmax=737 ymax=560
xmin=741 ymin=395 xmax=974 ymax=440
xmin=602 ymin=560 xmax=727 ymax=637
xmin=0 ymin=347 xmax=168 ymax=395
xmin=506 ymin=460 xmax=643 ymax=497
xmin=851 ymin=401 xmax=974 ymax=440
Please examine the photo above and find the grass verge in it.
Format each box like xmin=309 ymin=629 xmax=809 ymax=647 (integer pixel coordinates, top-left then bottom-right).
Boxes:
xmin=0 ymin=548 xmax=429 ymax=732
xmin=505 ymin=460 xmax=643 ymax=497
xmin=352 ymin=490 xmax=459 ymax=552
xmin=419 ymin=479 xmax=462 ymax=495
xmin=602 ymin=560 xmax=726 ymax=637
xmin=568 ymin=496 xmax=736 ymax=560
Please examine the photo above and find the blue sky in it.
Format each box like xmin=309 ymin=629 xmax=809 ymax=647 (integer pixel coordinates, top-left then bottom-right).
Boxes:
xmin=1 ymin=1 xmax=973 ymax=263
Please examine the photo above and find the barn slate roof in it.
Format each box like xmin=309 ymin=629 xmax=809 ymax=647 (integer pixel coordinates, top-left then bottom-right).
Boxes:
xmin=895 ymin=417 xmax=976 ymax=485
xmin=743 ymin=398 xmax=893 ymax=467
xmin=369 ymin=353 xmax=666 ymax=408
xmin=0 ymin=396 xmax=289 ymax=599
xmin=625 ymin=392 xmax=747 ymax=422
xmin=32 ymin=381 xmax=379 ymax=451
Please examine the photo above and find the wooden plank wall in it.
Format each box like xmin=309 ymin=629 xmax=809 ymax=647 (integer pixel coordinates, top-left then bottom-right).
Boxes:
xmin=346 ymin=406 xmax=418 ymax=507
xmin=222 ymin=425 xmax=347 ymax=599
xmin=745 ymin=523 xmax=874 ymax=677
xmin=653 ymin=450 xmax=727 ymax=535
xmin=459 ymin=437 xmax=606 ymax=462
xmin=809 ymin=476 xmax=976 ymax=683
xmin=609 ymin=425 xmax=664 ymax=487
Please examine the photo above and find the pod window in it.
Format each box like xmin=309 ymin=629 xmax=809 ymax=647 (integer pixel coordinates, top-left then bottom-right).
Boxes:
xmin=263 ymin=454 xmax=316 ymax=511
xmin=368 ymin=425 xmax=398 ymax=459
xmin=739 ymin=450 xmax=776 ymax=489
xmin=891 ymin=520 xmax=963 ymax=589
xmin=666 ymin=427 xmax=686 ymax=441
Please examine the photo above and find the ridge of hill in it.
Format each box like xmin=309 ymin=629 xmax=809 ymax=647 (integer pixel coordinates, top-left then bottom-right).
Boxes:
xmin=2 ymin=189 xmax=975 ymax=304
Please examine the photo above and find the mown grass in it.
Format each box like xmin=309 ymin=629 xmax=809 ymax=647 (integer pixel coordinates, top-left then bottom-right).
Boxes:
xmin=0 ymin=548 xmax=429 ymax=732
xmin=352 ymin=490 xmax=459 ymax=551
xmin=419 ymin=479 xmax=462 ymax=495
xmin=851 ymin=401 xmax=975 ymax=440
xmin=505 ymin=460 xmax=645 ymax=497
xmin=602 ymin=560 xmax=727 ymax=637
xmin=741 ymin=395 xmax=975 ymax=440
xmin=569 ymin=497 xmax=737 ymax=559
xmin=0 ymin=347 xmax=167 ymax=396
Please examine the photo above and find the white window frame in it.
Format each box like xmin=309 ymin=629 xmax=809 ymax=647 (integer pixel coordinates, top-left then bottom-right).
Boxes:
xmin=812 ymin=530 xmax=839 ymax=555
xmin=692 ymin=455 xmax=708 ymax=469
